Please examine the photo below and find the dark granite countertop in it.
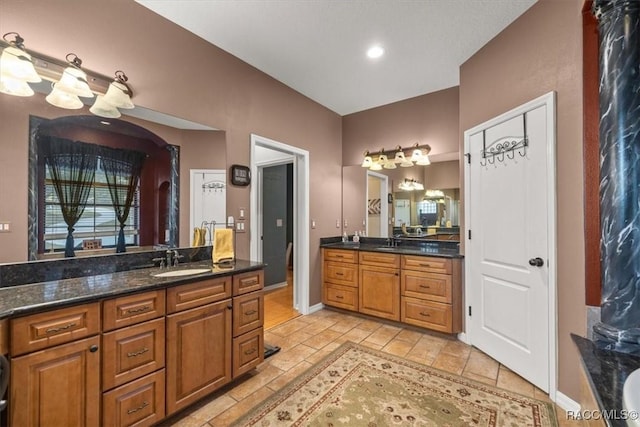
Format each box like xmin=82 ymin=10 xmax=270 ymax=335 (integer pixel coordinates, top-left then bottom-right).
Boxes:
xmin=0 ymin=260 xmax=264 ymax=320
xmin=320 ymin=238 xmax=463 ymax=259
xmin=572 ymin=334 xmax=640 ymax=427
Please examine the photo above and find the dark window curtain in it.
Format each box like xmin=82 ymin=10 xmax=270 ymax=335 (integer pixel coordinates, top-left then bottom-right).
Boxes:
xmin=100 ymin=147 xmax=146 ymax=253
xmin=38 ymin=136 xmax=99 ymax=257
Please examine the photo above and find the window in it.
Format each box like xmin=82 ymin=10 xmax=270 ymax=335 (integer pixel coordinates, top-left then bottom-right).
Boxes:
xmin=42 ymin=158 xmax=140 ymax=252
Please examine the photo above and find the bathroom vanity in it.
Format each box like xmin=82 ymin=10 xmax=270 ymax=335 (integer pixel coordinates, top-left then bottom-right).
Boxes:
xmin=0 ymin=255 xmax=264 ymax=427
xmin=321 ymin=238 xmax=463 ymax=334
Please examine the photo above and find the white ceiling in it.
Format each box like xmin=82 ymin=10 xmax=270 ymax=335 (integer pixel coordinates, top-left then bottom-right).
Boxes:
xmin=137 ymin=0 xmax=537 ymax=116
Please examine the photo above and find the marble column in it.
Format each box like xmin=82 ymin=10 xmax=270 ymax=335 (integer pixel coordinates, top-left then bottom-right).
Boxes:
xmin=593 ymin=0 xmax=640 ymax=353
xmin=167 ymin=145 xmax=180 ymax=248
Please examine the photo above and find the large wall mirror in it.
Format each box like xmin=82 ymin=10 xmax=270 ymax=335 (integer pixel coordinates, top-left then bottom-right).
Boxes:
xmin=342 ymin=157 xmax=460 ymax=240
xmin=0 ymin=89 xmax=225 ymax=263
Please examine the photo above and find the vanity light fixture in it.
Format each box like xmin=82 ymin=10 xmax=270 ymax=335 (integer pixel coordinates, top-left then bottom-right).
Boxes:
xmin=0 ymin=32 xmax=41 ymax=96
xmin=360 ymin=143 xmax=431 ymax=170
xmin=398 ymin=178 xmax=424 ymax=191
xmin=0 ymin=32 xmax=135 ymax=117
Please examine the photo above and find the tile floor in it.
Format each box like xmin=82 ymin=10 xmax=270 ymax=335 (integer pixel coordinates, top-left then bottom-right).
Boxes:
xmin=164 ymin=309 xmax=583 ymax=426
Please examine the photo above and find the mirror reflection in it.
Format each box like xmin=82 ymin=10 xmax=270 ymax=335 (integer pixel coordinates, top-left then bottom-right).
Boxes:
xmin=343 ymin=159 xmax=460 ymax=241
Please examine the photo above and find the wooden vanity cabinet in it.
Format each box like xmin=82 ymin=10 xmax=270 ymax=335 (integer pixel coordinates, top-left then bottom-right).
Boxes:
xmin=401 ymin=255 xmax=462 ymax=333
xmin=322 ymin=249 xmax=359 ymax=311
xmin=358 ymin=252 xmax=400 ymax=321
xmin=232 ymin=271 xmax=264 ymax=378
xmin=166 ymin=280 xmax=232 ymax=415
xmin=9 ymin=305 xmax=101 ymax=427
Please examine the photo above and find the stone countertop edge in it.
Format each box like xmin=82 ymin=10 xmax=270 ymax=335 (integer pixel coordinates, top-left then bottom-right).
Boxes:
xmin=0 ymin=260 xmax=264 ymax=320
xmin=572 ymin=333 xmax=640 ymax=427
xmin=319 ymin=242 xmax=464 ymax=259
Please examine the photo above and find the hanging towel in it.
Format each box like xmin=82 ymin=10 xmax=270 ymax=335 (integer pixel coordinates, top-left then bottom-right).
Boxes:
xmin=213 ymin=228 xmax=234 ymax=264
xmin=192 ymin=227 xmax=207 ymax=246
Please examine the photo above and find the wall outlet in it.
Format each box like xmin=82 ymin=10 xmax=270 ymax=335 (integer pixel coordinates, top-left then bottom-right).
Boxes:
xmin=336 ymin=219 xmax=340 ymax=228
xmin=0 ymin=222 xmax=10 ymax=233
xmin=344 ymin=219 xmax=348 ymax=228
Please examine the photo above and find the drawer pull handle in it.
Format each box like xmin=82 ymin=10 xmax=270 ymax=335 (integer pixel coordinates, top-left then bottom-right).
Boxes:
xmin=335 ymin=272 xmax=344 ymax=276
xmin=127 ymin=401 xmax=149 ymax=414
xmin=127 ymin=347 xmax=149 ymax=358
xmin=419 ymin=263 xmax=432 ymax=267
xmin=419 ymin=285 xmax=431 ymax=289
xmin=243 ymin=279 xmax=258 ymax=285
xmin=244 ymin=348 xmax=257 ymax=355
xmin=419 ymin=312 xmax=431 ymax=317
xmin=126 ymin=306 xmax=150 ymax=314
xmin=244 ymin=309 xmax=257 ymax=316
xmin=335 ymin=255 xmax=344 ymax=258
xmin=335 ymin=295 xmax=344 ymax=299
xmin=46 ymin=322 xmax=77 ymax=334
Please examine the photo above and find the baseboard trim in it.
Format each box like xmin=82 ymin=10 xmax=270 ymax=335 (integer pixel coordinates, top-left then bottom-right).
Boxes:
xmin=264 ymin=281 xmax=288 ymax=290
xmin=555 ymin=391 xmax=580 ymax=413
xmin=308 ymin=303 xmax=324 ymax=314
xmin=457 ymin=332 xmax=470 ymax=344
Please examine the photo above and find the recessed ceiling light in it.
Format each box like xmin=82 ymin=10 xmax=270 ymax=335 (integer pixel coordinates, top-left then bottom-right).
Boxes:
xmin=367 ymin=45 xmax=384 ymax=59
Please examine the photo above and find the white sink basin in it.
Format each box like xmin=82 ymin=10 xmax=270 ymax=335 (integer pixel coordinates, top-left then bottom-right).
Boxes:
xmin=153 ymin=268 xmax=210 ymax=278
xmin=624 ymin=368 xmax=640 ymax=427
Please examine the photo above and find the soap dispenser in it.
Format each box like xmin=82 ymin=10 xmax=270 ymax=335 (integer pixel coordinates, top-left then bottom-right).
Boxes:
xmin=342 ymin=232 xmax=348 ymax=243
xmin=353 ymin=231 xmax=360 ymax=243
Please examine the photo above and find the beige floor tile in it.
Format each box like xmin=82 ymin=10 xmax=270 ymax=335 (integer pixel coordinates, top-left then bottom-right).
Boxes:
xmin=209 ymin=387 xmax=274 ymax=426
xmin=381 ymin=338 xmax=414 ymax=357
xmin=337 ymin=327 xmax=373 ymax=343
xmin=362 ymin=324 xmax=401 ymax=347
xmin=302 ymin=328 xmax=343 ymax=349
xmin=404 ymin=352 xmax=436 ymax=366
xmin=411 ymin=336 xmax=447 ymax=360
xmin=359 ymin=340 xmax=383 ymax=350
xmin=534 ymin=386 xmax=553 ymax=402
xmin=305 ymin=348 xmax=333 ymax=365
xmin=462 ymin=348 xmax=499 ymax=380
xmin=267 ymin=343 xmax=317 ymax=372
xmin=439 ymin=339 xmax=472 ymax=358
xmin=556 ymin=408 xmax=584 ymax=426
xmin=267 ymin=360 xmax=313 ymax=391
xmin=328 ymin=320 xmax=359 ymax=334
xmin=301 ymin=319 xmax=337 ymax=335
xmin=395 ymin=328 xmax=423 ymax=344
xmin=356 ymin=318 xmax=384 ymax=331
xmin=227 ymin=363 xmax=284 ymax=401
xmin=187 ymin=395 xmax=238 ymax=424
xmin=268 ymin=318 xmax=309 ymax=336
xmin=461 ymin=370 xmax=497 ymax=386
xmin=431 ymin=351 xmax=468 ymax=375
xmin=496 ymin=365 xmax=535 ymax=397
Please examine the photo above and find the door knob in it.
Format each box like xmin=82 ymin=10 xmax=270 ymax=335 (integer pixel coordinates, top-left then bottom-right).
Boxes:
xmin=528 ymin=257 xmax=544 ymax=267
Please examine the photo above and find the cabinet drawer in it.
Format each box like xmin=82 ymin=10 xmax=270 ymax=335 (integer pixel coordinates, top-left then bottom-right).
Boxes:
xmin=233 ymin=327 xmax=264 ymax=378
xmin=401 ymin=271 xmax=452 ymax=303
xmin=233 ymin=292 xmax=264 ymax=337
xmin=102 ymin=318 xmax=165 ymax=391
xmin=323 ymin=261 xmax=358 ymax=287
xmin=233 ymin=270 xmax=264 ymax=296
xmin=103 ymin=369 xmax=165 ymax=427
xmin=323 ymin=283 xmax=358 ymax=311
xmin=10 ymin=302 xmax=100 ymax=356
xmin=359 ymin=251 xmax=400 ymax=268
xmin=401 ymin=255 xmax=452 ymax=274
xmin=103 ymin=290 xmax=165 ymax=332
xmin=401 ymin=296 xmax=453 ymax=333
xmin=323 ymin=249 xmax=357 ymax=263
xmin=167 ymin=276 xmax=232 ymax=313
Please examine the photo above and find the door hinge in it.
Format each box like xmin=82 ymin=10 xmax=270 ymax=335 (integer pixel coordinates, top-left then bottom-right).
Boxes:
xmin=468 ymin=230 xmax=471 ymax=240
xmin=468 ymin=306 xmax=472 ymax=316
xmin=465 ymin=153 xmax=471 ymax=164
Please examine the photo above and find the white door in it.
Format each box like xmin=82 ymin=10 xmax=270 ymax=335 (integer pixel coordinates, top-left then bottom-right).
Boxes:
xmin=464 ymin=93 xmax=556 ymax=393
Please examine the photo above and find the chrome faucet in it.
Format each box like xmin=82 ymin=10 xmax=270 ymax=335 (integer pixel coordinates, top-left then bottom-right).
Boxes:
xmin=172 ymin=250 xmax=184 ymax=266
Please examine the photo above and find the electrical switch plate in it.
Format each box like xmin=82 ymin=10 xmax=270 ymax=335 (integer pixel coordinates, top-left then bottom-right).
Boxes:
xmin=311 ymin=220 xmax=316 ymax=229
xmin=0 ymin=222 xmax=10 ymax=233
xmin=239 ymin=208 xmax=245 ymax=219
xmin=344 ymin=219 xmax=348 ymax=227
xmin=336 ymin=220 xmax=340 ymax=228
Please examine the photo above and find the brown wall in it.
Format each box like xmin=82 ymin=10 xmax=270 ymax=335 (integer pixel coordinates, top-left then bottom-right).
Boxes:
xmin=342 ymin=86 xmax=460 ymax=166
xmin=459 ymin=0 xmax=585 ymax=400
xmin=0 ymin=0 xmax=343 ymax=305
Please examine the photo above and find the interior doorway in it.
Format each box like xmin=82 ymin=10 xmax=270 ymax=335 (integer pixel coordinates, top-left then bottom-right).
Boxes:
xmin=366 ymin=171 xmax=389 ymax=238
xmin=250 ymin=134 xmax=310 ymax=322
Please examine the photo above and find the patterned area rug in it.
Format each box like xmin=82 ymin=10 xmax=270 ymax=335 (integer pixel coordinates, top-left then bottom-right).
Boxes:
xmin=232 ymin=342 xmax=558 ymax=426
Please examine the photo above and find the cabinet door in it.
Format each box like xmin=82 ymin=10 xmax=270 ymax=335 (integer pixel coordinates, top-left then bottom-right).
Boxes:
xmin=166 ymin=299 xmax=232 ymax=415
xmin=10 ymin=336 xmax=100 ymax=427
xmin=359 ymin=266 xmax=400 ymax=321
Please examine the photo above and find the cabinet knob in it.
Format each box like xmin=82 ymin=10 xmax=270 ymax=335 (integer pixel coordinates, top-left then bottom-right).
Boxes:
xmin=89 ymin=345 xmax=99 ymax=353
xmin=227 ymin=304 xmax=233 ymax=310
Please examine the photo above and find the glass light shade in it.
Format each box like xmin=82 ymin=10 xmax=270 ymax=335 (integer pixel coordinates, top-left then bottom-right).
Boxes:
xmin=0 ymin=46 xmax=41 ymax=82
xmin=46 ymin=84 xmax=83 ymax=109
xmin=378 ymin=154 xmax=388 ymax=164
xmin=416 ymin=154 xmax=431 ymax=165
xmin=410 ymin=149 xmax=423 ymax=162
xmin=398 ymin=181 xmax=411 ymax=191
xmin=102 ymin=81 xmax=134 ymax=109
xmin=90 ymin=95 xmax=121 ymax=118
xmin=56 ymin=67 xmax=94 ymax=98
xmin=0 ymin=75 xmax=34 ymax=96
xmin=383 ymin=159 xmax=396 ymax=169
xmin=414 ymin=182 xmax=425 ymax=191
xmin=361 ymin=155 xmax=373 ymax=168
xmin=369 ymin=162 xmax=382 ymax=171
xmin=394 ymin=151 xmax=407 ymax=163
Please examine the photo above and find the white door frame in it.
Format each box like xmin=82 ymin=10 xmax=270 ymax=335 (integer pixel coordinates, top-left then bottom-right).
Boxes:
xmin=250 ymin=134 xmax=310 ymax=315
xmin=463 ymin=91 xmax=557 ymax=401
xmin=366 ymin=171 xmax=389 ymax=237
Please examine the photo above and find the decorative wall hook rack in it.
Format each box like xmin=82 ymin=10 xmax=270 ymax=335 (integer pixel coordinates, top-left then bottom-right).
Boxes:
xmin=480 ymin=114 xmax=528 ymax=166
